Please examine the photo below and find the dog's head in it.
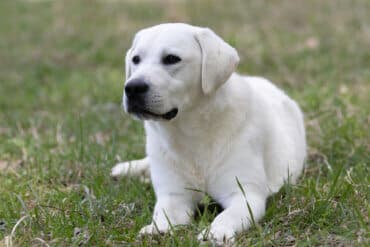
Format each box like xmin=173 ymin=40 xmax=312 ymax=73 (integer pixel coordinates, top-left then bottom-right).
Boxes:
xmin=123 ymin=23 xmax=239 ymax=121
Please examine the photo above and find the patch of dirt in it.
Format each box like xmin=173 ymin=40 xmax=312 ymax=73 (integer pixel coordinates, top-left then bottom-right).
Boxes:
xmin=0 ymin=159 xmax=23 ymax=172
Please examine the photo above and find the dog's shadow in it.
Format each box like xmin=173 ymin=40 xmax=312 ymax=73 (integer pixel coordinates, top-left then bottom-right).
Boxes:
xmin=194 ymin=197 xmax=224 ymax=221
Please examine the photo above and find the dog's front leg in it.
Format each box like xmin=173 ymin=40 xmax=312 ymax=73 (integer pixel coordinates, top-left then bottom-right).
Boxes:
xmin=198 ymin=189 xmax=266 ymax=245
xmin=139 ymin=193 xmax=195 ymax=235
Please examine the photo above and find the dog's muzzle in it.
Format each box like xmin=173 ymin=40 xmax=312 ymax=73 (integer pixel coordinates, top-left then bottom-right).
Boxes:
xmin=124 ymin=79 xmax=178 ymax=120
xmin=125 ymin=79 xmax=150 ymax=98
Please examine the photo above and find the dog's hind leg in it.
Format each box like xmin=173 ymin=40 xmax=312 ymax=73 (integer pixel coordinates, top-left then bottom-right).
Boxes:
xmin=111 ymin=157 xmax=150 ymax=182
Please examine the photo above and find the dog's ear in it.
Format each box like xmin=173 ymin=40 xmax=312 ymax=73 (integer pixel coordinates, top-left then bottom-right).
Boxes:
xmin=125 ymin=48 xmax=132 ymax=81
xmin=125 ymin=32 xmax=142 ymax=81
xmin=194 ymin=28 xmax=239 ymax=94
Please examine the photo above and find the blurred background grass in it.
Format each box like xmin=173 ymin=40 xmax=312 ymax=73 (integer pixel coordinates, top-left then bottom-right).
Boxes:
xmin=0 ymin=0 xmax=369 ymax=246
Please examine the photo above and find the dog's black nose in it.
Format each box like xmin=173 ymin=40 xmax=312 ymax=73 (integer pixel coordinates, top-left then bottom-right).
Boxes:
xmin=125 ymin=79 xmax=149 ymax=97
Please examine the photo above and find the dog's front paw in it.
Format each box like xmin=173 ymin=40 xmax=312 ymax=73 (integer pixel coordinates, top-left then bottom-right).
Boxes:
xmin=139 ymin=224 xmax=158 ymax=236
xmin=138 ymin=223 xmax=170 ymax=236
xmin=198 ymin=225 xmax=235 ymax=246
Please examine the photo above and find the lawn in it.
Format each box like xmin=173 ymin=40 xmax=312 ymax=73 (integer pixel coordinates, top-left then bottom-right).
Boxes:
xmin=0 ymin=0 xmax=369 ymax=246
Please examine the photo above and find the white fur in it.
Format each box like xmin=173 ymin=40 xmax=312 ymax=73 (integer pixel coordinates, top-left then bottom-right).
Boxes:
xmin=112 ymin=23 xmax=306 ymax=245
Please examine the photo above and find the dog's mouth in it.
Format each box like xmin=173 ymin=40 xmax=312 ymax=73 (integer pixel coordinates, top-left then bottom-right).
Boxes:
xmin=129 ymin=107 xmax=178 ymax=121
xmin=160 ymin=108 xmax=179 ymax=120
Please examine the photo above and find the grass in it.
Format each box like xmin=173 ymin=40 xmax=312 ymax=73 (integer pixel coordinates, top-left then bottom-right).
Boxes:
xmin=0 ymin=0 xmax=369 ymax=246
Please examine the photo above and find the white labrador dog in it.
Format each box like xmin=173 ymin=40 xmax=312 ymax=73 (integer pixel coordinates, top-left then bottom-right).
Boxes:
xmin=112 ymin=23 xmax=306 ymax=245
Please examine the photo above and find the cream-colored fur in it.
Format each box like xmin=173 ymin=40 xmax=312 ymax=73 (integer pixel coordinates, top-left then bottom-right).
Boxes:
xmin=111 ymin=23 xmax=306 ymax=245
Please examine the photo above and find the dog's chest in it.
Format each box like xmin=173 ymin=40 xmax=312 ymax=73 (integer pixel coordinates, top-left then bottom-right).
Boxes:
xmin=157 ymin=130 xmax=232 ymax=189
xmin=171 ymin=142 xmax=220 ymax=189
xmin=145 ymin=117 xmax=242 ymax=189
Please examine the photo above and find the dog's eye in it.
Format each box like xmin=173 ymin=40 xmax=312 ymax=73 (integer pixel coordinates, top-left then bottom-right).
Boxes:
xmin=132 ymin=55 xmax=141 ymax=65
xmin=162 ymin=54 xmax=181 ymax=65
